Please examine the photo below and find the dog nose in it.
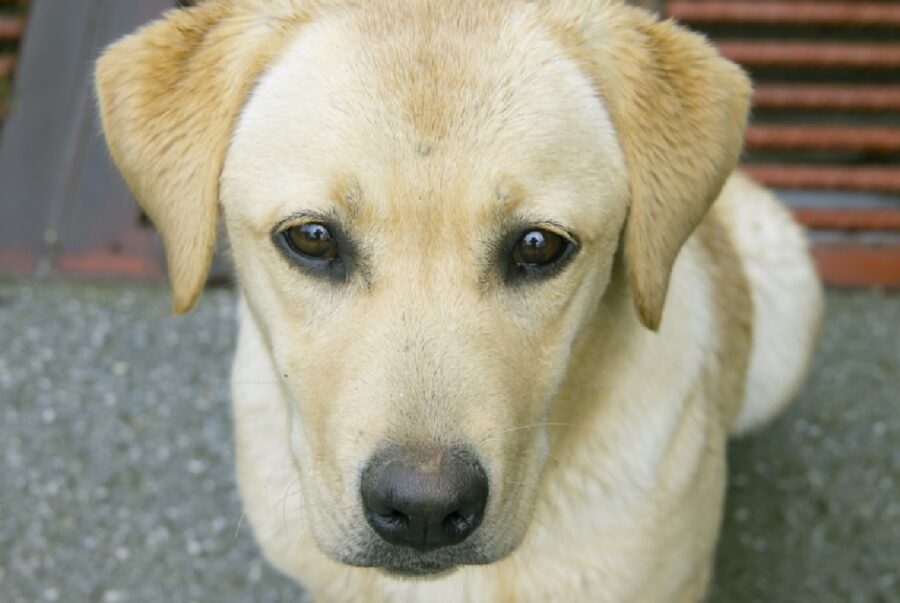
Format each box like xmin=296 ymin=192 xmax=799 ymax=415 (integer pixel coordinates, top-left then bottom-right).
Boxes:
xmin=361 ymin=446 xmax=488 ymax=551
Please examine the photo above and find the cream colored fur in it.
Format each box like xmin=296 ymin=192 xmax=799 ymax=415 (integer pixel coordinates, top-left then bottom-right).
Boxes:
xmin=719 ymin=174 xmax=824 ymax=435
xmin=96 ymin=1 xmax=823 ymax=601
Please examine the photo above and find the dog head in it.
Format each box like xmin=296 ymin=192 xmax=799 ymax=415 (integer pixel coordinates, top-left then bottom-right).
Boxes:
xmin=97 ymin=0 xmax=749 ymax=576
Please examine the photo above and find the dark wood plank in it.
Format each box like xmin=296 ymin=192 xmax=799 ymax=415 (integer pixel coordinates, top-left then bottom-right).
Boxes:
xmin=0 ymin=0 xmax=97 ymax=273
xmin=56 ymin=0 xmax=175 ymax=278
xmin=0 ymin=0 xmax=173 ymax=276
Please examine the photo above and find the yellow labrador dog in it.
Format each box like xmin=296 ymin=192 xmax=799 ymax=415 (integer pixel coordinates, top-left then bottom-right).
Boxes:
xmin=96 ymin=1 xmax=823 ymax=601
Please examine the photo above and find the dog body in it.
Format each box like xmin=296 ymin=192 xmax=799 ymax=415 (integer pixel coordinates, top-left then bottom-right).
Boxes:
xmin=96 ymin=2 xmax=823 ymax=601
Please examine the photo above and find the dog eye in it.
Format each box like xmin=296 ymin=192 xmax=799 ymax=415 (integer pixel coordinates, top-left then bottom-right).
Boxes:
xmin=504 ymin=227 xmax=577 ymax=282
xmin=283 ymin=223 xmax=340 ymax=261
xmin=274 ymin=219 xmax=351 ymax=280
xmin=512 ymin=229 xmax=569 ymax=267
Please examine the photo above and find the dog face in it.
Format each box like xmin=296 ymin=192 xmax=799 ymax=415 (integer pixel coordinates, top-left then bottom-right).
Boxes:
xmin=220 ymin=9 xmax=630 ymax=571
xmin=96 ymin=0 xmax=749 ymax=576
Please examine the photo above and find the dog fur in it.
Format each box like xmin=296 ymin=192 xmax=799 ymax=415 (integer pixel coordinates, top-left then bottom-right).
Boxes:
xmin=96 ymin=1 xmax=823 ymax=601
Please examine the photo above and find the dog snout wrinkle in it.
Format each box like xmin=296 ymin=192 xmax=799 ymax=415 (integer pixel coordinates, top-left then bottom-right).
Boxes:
xmin=361 ymin=447 xmax=488 ymax=552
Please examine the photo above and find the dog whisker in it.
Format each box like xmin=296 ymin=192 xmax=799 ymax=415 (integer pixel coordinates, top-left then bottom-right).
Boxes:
xmin=476 ymin=422 xmax=574 ymax=445
xmin=281 ymin=477 xmax=303 ymax=533
xmin=233 ymin=509 xmax=246 ymax=540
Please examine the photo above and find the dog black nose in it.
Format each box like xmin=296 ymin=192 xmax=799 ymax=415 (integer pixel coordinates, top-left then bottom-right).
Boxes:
xmin=361 ymin=447 xmax=488 ymax=551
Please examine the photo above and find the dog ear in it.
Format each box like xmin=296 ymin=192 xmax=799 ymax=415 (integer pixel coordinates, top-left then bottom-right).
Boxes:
xmin=547 ymin=3 xmax=751 ymax=330
xmin=95 ymin=2 xmax=308 ymax=313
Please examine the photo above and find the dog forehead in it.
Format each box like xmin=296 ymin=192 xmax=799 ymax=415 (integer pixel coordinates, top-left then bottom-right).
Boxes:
xmin=223 ymin=3 xmax=624 ymax=222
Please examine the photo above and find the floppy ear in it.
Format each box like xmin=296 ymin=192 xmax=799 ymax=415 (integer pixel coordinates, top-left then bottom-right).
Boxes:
xmin=95 ymin=2 xmax=308 ymax=313
xmin=546 ymin=3 xmax=751 ymax=330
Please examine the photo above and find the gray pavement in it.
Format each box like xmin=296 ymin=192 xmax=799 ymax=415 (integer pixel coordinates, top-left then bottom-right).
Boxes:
xmin=1 ymin=282 xmax=897 ymax=603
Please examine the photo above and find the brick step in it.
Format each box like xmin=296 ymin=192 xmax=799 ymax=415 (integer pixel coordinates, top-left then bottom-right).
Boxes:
xmin=0 ymin=52 xmax=16 ymax=79
xmin=0 ymin=15 xmax=25 ymax=41
xmin=667 ymin=1 xmax=900 ymax=27
xmin=811 ymin=244 xmax=900 ymax=288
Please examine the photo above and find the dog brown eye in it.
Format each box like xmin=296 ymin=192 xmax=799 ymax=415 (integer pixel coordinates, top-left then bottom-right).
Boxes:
xmin=512 ymin=229 xmax=567 ymax=267
xmin=284 ymin=223 xmax=339 ymax=260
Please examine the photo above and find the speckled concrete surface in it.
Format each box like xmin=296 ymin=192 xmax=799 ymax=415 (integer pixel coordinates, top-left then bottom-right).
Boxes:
xmin=1 ymin=282 xmax=897 ymax=603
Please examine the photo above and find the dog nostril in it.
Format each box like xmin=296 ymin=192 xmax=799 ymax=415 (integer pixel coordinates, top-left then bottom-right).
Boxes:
xmin=442 ymin=511 xmax=474 ymax=537
xmin=381 ymin=510 xmax=409 ymax=529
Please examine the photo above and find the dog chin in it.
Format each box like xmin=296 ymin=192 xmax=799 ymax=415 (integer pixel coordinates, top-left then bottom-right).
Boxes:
xmin=336 ymin=543 xmax=494 ymax=579
xmin=380 ymin=564 xmax=460 ymax=580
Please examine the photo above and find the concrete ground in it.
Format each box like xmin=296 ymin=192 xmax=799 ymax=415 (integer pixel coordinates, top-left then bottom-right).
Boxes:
xmin=1 ymin=282 xmax=897 ymax=603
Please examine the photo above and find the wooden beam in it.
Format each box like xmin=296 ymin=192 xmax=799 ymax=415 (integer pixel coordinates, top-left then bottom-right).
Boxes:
xmin=716 ymin=41 xmax=900 ymax=69
xmin=668 ymin=1 xmax=900 ymax=27
xmin=745 ymin=126 xmax=900 ymax=153
xmin=793 ymin=208 xmax=900 ymax=232
xmin=743 ymin=165 xmax=900 ymax=194
xmin=812 ymin=244 xmax=900 ymax=288
xmin=753 ymin=85 xmax=900 ymax=113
